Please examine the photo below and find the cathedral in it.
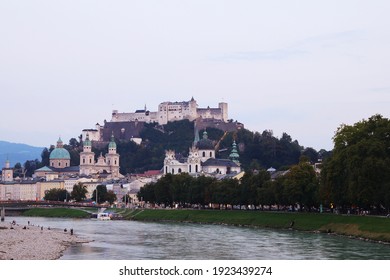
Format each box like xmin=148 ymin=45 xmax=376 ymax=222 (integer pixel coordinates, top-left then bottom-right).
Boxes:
xmin=35 ymin=135 xmax=122 ymax=179
xmin=79 ymin=133 xmax=121 ymax=178
xmin=163 ymin=130 xmax=241 ymax=176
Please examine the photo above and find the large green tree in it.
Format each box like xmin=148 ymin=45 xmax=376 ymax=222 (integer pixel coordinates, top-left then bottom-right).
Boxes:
xmin=321 ymin=114 xmax=390 ymax=213
xmin=71 ymin=183 xmax=88 ymax=202
xmin=44 ymin=188 xmax=69 ymax=201
xmin=283 ymin=157 xmax=318 ymax=211
xmin=92 ymin=185 xmax=108 ymax=204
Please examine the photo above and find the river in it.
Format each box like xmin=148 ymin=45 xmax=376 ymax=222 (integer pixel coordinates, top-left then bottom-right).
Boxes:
xmin=8 ymin=216 xmax=390 ymax=259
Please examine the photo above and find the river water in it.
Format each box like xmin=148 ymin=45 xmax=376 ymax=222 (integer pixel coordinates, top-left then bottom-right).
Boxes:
xmin=7 ymin=216 xmax=390 ymax=260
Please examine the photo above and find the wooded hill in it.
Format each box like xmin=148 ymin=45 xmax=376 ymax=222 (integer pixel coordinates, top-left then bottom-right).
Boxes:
xmin=98 ymin=120 xmax=329 ymax=174
xmin=24 ymin=119 xmax=329 ymax=175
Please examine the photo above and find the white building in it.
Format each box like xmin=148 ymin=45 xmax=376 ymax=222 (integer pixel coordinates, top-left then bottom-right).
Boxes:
xmin=79 ymin=133 xmax=122 ymax=179
xmin=111 ymin=97 xmax=228 ymax=125
xmin=163 ymin=130 xmax=241 ymax=176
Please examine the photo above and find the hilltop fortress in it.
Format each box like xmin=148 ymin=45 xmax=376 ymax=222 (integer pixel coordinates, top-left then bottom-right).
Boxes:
xmin=111 ymin=97 xmax=228 ymax=124
xmin=83 ymin=97 xmax=243 ymax=143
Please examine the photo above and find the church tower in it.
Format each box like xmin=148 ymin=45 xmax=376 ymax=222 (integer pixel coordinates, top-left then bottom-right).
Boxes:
xmin=2 ymin=159 xmax=14 ymax=182
xmin=196 ymin=130 xmax=215 ymax=162
xmin=229 ymin=140 xmax=240 ymax=165
xmin=105 ymin=132 xmax=120 ymax=178
xmin=187 ymin=146 xmax=201 ymax=174
xmin=79 ymin=133 xmax=95 ymax=176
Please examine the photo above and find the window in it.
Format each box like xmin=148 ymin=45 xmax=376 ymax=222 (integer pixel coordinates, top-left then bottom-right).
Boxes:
xmin=172 ymin=168 xmax=175 ymax=174
xmin=178 ymin=168 xmax=182 ymax=173
xmin=196 ymin=165 xmax=198 ymax=173
xmin=203 ymin=152 xmax=205 ymax=157
xmin=210 ymin=152 xmax=212 ymax=157
xmin=189 ymin=165 xmax=192 ymax=173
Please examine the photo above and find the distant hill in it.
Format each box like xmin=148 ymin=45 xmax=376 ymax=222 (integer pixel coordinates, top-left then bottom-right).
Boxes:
xmin=0 ymin=141 xmax=44 ymax=167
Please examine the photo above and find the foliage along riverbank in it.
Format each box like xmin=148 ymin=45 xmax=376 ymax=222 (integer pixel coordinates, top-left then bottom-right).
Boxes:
xmin=21 ymin=207 xmax=91 ymax=218
xmin=18 ymin=207 xmax=390 ymax=243
xmin=121 ymin=209 xmax=390 ymax=243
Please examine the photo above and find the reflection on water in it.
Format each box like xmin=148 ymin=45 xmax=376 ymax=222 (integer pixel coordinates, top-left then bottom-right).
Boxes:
xmin=6 ymin=216 xmax=390 ymax=260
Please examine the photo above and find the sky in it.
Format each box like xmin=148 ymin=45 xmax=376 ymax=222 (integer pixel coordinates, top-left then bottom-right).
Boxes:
xmin=0 ymin=0 xmax=389 ymax=151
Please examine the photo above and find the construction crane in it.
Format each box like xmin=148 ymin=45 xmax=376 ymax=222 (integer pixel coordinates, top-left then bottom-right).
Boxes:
xmin=214 ymin=131 xmax=229 ymax=152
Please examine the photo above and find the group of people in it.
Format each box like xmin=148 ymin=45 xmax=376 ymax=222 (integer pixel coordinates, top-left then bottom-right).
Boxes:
xmin=9 ymin=220 xmax=74 ymax=235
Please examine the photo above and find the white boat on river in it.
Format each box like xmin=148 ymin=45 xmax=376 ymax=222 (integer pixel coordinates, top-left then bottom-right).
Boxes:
xmin=97 ymin=212 xmax=111 ymax=220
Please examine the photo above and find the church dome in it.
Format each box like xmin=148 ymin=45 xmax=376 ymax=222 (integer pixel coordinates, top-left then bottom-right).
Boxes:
xmin=83 ymin=133 xmax=92 ymax=147
xmin=196 ymin=131 xmax=214 ymax=150
xmin=108 ymin=132 xmax=117 ymax=149
xmin=49 ymin=137 xmax=71 ymax=160
xmin=49 ymin=147 xmax=71 ymax=160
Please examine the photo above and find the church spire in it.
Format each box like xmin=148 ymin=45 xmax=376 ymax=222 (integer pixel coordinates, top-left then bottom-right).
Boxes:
xmin=229 ymin=140 xmax=240 ymax=165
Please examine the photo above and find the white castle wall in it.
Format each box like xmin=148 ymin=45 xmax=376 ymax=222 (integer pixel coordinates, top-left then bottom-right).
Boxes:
xmin=111 ymin=98 xmax=227 ymax=125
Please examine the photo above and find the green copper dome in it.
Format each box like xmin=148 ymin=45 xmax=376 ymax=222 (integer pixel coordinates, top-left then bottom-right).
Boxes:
xmin=49 ymin=137 xmax=71 ymax=159
xmin=108 ymin=132 xmax=117 ymax=149
xmin=49 ymin=147 xmax=71 ymax=160
xmin=83 ymin=133 xmax=92 ymax=147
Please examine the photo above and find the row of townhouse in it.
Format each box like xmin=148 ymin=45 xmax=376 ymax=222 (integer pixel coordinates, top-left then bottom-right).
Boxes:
xmin=0 ymin=178 xmax=100 ymax=201
xmin=0 ymin=176 xmax=155 ymax=204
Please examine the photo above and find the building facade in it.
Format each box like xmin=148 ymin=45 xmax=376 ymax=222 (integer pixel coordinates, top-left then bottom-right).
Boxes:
xmin=163 ymin=130 xmax=241 ymax=176
xmin=79 ymin=133 xmax=121 ymax=178
xmin=110 ymin=97 xmax=228 ymax=125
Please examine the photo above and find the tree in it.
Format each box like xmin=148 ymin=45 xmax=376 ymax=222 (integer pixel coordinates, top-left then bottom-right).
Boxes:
xmin=40 ymin=148 xmax=50 ymax=167
xmin=105 ymin=190 xmax=117 ymax=205
xmin=138 ymin=183 xmax=156 ymax=204
xmin=69 ymin=138 xmax=80 ymax=148
xmin=258 ymin=180 xmax=276 ymax=210
xmin=302 ymin=147 xmax=319 ymax=163
xmin=24 ymin=159 xmax=40 ymax=177
xmin=44 ymin=188 xmax=69 ymax=201
xmin=71 ymin=183 xmax=88 ymax=202
xmin=283 ymin=158 xmax=318 ymax=211
xmin=92 ymin=185 xmax=108 ymax=204
xmin=321 ymin=114 xmax=390 ymax=213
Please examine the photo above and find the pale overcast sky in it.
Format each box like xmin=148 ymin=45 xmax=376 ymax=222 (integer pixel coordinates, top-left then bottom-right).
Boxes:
xmin=1 ymin=0 xmax=389 ymax=151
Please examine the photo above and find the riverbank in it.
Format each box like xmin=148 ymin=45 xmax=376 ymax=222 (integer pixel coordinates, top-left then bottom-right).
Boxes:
xmin=10 ymin=207 xmax=390 ymax=245
xmin=122 ymin=209 xmax=390 ymax=243
xmin=0 ymin=220 xmax=90 ymax=260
